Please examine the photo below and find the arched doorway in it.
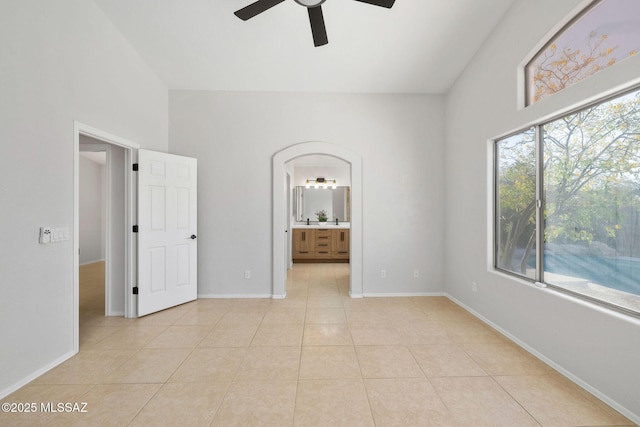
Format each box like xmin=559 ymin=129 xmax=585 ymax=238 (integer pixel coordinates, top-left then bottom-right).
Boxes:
xmin=272 ymin=141 xmax=363 ymax=298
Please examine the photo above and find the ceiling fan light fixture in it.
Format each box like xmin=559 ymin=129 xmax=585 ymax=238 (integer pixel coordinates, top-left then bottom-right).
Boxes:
xmin=294 ymin=0 xmax=327 ymax=7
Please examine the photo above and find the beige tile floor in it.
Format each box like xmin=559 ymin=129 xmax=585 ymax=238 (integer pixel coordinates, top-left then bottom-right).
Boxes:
xmin=1 ymin=262 xmax=635 ymax=426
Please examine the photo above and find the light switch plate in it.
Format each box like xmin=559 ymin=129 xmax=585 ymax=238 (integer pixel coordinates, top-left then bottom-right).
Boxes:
xmin=40 ymin=226 xmax=69 ymax=243
xmin=51 ymin=227 xmax=70 ymax=243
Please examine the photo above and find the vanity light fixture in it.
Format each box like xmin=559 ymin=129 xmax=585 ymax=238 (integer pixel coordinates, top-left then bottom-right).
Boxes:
xmin=305 ymin=178 xmax=337 ymax=189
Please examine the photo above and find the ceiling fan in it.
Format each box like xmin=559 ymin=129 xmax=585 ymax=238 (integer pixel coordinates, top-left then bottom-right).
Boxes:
xmin=234 ymin=0 xmax=396 ymax=47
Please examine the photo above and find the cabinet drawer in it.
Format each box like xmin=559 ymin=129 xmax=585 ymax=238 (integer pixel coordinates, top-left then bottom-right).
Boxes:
xmin=314 ymin=250 xmax=333 ymax=258
xmin=333 ymin=251 xmax=349 ymax=259
xmin=293 ymin=250 xmax=315 ymax=259
xmin=314 ymin=242 xmax=331 ymax=250
xmin=315 ymin=229 xmax=332 ymax=238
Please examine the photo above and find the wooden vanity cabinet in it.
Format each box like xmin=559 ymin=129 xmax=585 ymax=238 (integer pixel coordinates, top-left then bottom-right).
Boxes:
xmin=292 ymin=228 xmax=350 ymax=262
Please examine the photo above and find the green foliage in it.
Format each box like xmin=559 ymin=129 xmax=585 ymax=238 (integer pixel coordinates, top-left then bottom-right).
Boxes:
xmin=496 ymin=130 xmax=537 ymax=274
xmin=315 ymin=209 xmax=328 ymax=222
xmin=497 ymin=91 xmax=640 ymax=274
xmin=544 ymin=91 xmax=640 ymax=252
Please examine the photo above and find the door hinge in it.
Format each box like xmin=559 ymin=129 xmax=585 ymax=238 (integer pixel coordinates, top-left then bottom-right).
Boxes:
xmin=133 ymin=225 xmax=139 ymax=233
xmin=132 ymin=163 xmax=139 ymax=171
xmin=132 ymin=286 xmax=139 ymax=295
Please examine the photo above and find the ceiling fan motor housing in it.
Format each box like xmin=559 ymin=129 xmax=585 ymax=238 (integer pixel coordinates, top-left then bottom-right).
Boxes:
xmin=294 ymin=0 xmax=327 ymax=6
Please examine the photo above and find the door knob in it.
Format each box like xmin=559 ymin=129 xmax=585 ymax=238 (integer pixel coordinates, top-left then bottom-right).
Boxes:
xmin=190 ymin=234 xmax=197 ymax=240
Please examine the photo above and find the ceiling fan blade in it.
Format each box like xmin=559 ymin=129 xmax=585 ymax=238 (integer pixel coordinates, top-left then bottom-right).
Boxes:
xmin=308 ymin=6 xmax=328 ymax=47
xmin=352 ymin=0 xmax=396 ymax=8
xmin=234 ymin=0 xmax=286 ymax=21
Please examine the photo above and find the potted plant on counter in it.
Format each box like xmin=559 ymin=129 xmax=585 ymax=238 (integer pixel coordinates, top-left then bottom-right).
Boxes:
xmin=315 ymin=209 xmax=328 ymax=222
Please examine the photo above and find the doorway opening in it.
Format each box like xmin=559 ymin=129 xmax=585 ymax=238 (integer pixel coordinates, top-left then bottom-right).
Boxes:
xmin=288 ymin=154 xmax=351 ymax=265
xmin=78 ymin=149 xmax=107 ymax=321
xmin=79 ymin=139 xmax=130 ymax=319
xmin=272 ymin=141 xmax=363 ymax=298
xmin=73 ymin=122 xmax=139 ymax=352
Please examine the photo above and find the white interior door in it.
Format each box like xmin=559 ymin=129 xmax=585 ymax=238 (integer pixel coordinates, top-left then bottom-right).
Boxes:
xmin=138 ymin=149 xmax=197 ymax=316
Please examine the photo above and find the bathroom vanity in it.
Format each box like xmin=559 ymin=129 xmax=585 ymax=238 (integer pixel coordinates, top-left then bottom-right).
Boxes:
xmin=292 ymin=225 xmax=350 ymax=262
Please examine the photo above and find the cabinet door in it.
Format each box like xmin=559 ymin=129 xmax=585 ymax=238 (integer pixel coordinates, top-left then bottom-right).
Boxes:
xmin=332 ymin=229 xmax=350 ymax=259
xmin=293 ymin=229 xmax=315 ymax=258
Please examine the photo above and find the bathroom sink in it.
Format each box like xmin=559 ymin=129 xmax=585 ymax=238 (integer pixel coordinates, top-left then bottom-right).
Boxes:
xmin=293 ymin=223 xmax=350 ymax=228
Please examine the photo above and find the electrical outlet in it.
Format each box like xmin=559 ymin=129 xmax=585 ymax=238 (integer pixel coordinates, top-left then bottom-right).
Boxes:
xmin=380 ymin=269 xmax=386 ymax=279
xmin=244 ymin=270 xmax=251 ymax=280
xmin=472 ymin=282 xmax=478 ymax=292
xmin=413 ymin=269 xmax=420 ymax=278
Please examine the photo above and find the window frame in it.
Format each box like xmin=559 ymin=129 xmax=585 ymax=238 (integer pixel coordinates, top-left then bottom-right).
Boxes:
xmin=523 ymin=0 xmax=601 ymax=107
xmin=522 ymin=0 xmax=640 ymax=107
xmin=493 ymin=127 xmax=538 ymax=281
xmin=494 ymin=83 xmax=640 ymax=318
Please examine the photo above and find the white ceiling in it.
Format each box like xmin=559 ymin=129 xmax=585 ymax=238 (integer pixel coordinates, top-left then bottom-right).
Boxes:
xmin=93 ymin=0 xmax=515 ymax=94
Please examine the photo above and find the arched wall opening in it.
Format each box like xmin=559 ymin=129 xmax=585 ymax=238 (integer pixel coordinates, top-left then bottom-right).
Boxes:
xmin=272 ymin=141 xmax=363 ymax=298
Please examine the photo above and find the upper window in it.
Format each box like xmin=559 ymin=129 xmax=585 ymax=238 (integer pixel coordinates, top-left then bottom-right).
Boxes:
xmin=526 ymin=0 xmax=640 ymax=105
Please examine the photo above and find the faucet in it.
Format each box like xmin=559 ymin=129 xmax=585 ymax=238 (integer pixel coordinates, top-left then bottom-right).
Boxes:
xmin=335 ymin=218 xmax=339 ymax=225
xmin=307 ymin=218 xmax=310 ymax=225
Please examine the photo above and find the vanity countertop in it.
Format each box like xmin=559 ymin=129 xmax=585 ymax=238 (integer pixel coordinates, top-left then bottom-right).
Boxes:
xmin=292 ymin=223 xmax=350 ymax=229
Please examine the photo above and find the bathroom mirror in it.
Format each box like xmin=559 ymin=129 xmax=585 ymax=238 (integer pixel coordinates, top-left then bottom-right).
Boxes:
xmin=294 ymin=186 xmax=350 ymax=222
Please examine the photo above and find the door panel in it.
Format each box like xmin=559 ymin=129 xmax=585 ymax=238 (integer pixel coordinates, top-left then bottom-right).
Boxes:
xmin=138 ymin=149 xmax=197 ymax=316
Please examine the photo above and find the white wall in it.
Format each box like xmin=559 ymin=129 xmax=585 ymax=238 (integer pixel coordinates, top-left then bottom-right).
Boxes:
xmin=79 ymin=155 xmax=105 ymax=264
xmin=444 ymin=0 xmax=640 ymax=421
xmin=0 ymin=0 xmax=168 ymax=397
xmin=169 ymin=91 xmax=445 ymax=297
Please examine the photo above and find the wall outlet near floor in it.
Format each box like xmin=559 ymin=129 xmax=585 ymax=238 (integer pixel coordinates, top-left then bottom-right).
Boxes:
xmin=413 ymin=269 xmax=420 ymax=278
xmin=380 ymin=269 xmax=387 ymax=279
xmin=244 ymin=270 xmax=251 ymax=280
xmin=472 ymin=281 xmax=478 ymax=292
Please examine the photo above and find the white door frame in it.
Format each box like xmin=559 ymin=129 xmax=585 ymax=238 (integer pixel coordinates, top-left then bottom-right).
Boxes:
xmin=286 ymin=172 xmax=292 ymax=270
xmin=272 ymin=141 xmax=363 ymax=298
xmin=73 ymin=122 xmax=139 ymax=350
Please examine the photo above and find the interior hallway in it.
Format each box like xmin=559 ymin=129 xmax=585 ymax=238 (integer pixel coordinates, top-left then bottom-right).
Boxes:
xmin=0 ymin=262 xmax=633 ymax=426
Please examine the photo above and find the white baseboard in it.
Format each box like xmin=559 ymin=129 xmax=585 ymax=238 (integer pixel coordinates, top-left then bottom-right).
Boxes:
xmin=79 ymin=259 xmax=105 ymax=266
xmin=197 ymin=293 xmax=272 ymax=299
xmin=445 ymin=293 xmax=640 ymax=426
xmin=0 ymin=350 xmax=77 ymax=400
xmin=363 ymin=292 xmax=446 ymax=298
xmin=106 ymin=311 xmax=125 ymax=317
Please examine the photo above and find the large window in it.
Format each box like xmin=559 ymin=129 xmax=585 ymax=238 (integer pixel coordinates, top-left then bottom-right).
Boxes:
xmin=526 ymin=0 xmax=640 ymax=105
xmin=495 ymin=87 xmax=640 ymax=314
